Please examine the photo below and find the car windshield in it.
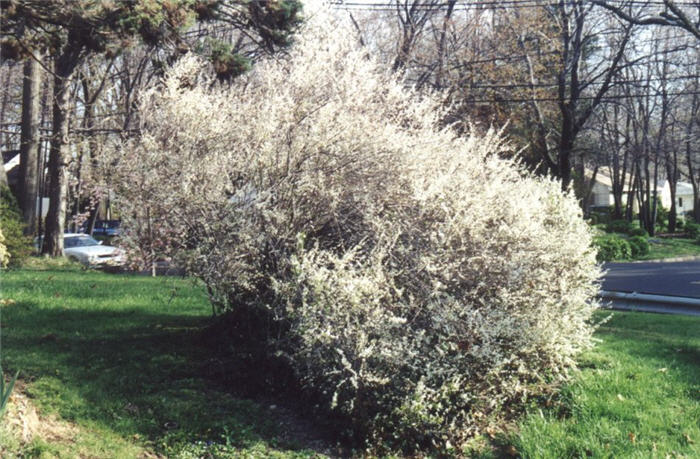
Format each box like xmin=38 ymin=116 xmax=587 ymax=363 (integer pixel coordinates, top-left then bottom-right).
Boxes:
xmin=64 ymin=236 xmax=100 ymax=248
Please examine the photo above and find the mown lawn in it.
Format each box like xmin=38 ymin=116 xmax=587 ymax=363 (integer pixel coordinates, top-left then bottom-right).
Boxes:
xmin=0 ymin=262 xmax=326 ymax=458
xmin=511 ymin=311 xmax=699 ymax=458
xmin=1 ymin=264 xmax=698 ymax=458
xmin=641 ymin=237 xmax=700 ymax=261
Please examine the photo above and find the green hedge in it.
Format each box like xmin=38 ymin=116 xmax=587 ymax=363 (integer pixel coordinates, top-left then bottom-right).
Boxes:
xmin=0 ymin=185 xmax=33 ymax=266
xmin=628 ymin=236 xmax=650 ymax=257
xmin=628 ymin=227 xmax=648 ymax=237
xmin=686 ymin=222 xmax=700 ymax=239
xmin=594 ymin=235 xmax=632 ymax=262
xmin=606 ymin=219 xmax=633 ymax=234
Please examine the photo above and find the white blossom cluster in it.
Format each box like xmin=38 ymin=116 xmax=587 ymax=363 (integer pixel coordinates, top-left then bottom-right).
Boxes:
xmin=112 ymin=3 xmax=601 ymax=452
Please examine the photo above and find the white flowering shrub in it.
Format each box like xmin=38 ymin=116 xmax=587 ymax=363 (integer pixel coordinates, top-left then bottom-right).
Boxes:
xmin=0 ymin=228 xmax=10 ymax=268
xmin=112 ymin=3 xmax=600 ymax=453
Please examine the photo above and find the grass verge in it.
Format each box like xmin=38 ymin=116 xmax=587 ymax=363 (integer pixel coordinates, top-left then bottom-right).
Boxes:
xmin=0 ymin=264 xmax=328 ymax=458
xmin=641 ymin=237 xmax=700 ymax=261
xmin=510 ymin=311 xmax=699 ymax=458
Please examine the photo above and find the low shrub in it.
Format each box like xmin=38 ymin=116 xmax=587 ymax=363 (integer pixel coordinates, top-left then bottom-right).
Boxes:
xmin=113 ymin=7 xmax=601 ymax=454
xmin=588 ymin=207 xmax=611 ymax=225
xmin=656 ymin=201 xmax=669 ymax=227
xmin=0 ymin=185 xmax=32 ymax=266
xmin=628 ymin=227 xmax=648 ymax=238
xmin=628 ymin=236 xmax=650 ymax=257
xmin=606 ymin=219 xmax=633 ymax=234
xmin=685 ymin=222 xmax=700 ymax=239
xmin=594 ymin=235 xmax=632 ymax=262
xmin=0 ymin=228 xmax=9 ymax=268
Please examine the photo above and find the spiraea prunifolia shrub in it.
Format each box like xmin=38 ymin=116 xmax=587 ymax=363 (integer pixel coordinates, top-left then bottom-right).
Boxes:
xmin=113 ymin=2 xmax=601 ymax=452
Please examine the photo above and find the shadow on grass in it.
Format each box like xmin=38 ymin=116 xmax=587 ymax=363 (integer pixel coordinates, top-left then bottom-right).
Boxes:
xmin=1 ymin=271 xmax=332 ymax=456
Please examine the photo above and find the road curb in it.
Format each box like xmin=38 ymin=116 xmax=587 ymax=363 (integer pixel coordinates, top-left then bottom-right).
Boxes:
xmin=630 ymin=255 xmax=700 ymax=263
xmin=598 ymin=290 xmax=700 ymax=316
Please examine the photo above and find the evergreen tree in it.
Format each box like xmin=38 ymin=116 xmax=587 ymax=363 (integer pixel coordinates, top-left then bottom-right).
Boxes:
xmin=1 ymin=0 xmax=301 ymax=255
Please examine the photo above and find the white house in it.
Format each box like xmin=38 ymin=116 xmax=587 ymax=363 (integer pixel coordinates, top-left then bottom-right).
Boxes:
xmin=659 ymin=180 xmax=694 ymax=215
xmin=3 ymin=151 xmax=49 ymax=218
xmin=586 ymin=168 xmax=696 ymax=216
xmin=588 ymin=172 xmax=614 ymax=208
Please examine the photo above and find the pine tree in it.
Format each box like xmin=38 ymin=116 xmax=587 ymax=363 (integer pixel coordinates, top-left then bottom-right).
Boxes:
xmin=1 ymin=0 xmax=301 ymax=255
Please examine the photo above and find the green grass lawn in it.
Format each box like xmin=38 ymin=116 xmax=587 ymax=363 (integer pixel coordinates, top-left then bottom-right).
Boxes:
xmin=511 ymin=312 xmax=699 ymax=458
xmin=0 ymin=262 xmax=326 ymax=458
xmin=1 ymin=264 xmax=698 ymax=458
xmin=641 ymin=237 xmax=700 ymax=261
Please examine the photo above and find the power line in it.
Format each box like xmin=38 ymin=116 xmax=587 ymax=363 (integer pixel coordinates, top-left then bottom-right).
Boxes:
xmin=460 ymin=75 xmax=700 ymax=89
xmin=460 ymin=89 xmax=700 ymax=103
xmin=330 ymin=1 xmax=700 ymax=11
xmin=331 ymin=1 xmax=699 ymax=7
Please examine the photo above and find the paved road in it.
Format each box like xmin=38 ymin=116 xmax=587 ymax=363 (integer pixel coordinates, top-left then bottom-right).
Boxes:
xmin=602 ymin=260 xmax=700 ymax=299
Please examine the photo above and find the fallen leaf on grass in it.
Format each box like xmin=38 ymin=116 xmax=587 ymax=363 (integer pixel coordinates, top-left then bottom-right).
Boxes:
xmin=628 ymin=432 xmax=636 ymax=444
xmin=617 ymin=394 xmax=625 ymax=401
xmin=485 ymin=426 xmax=497 ymax=439
xmin=683 ymin=433 xmax=694 ymax=444
xmin=657 ymin=367 xmax=668 ymax=373
xmin=505 ymin=445 xmax=518 ymax=457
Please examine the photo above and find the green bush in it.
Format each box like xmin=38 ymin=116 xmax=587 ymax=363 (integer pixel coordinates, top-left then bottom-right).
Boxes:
xmin=685 ymin=222 xmax=700 ymax=239
xmin=594 ymin=235 xmax=632 ymax=262
xmin=628 ymin=236 xmax=650 ymax=257
xmin=0 ymin=185 xmax=32 ymax=266
xmin=656 ymin=201 xmax=669 ymax=227
xmin=606 ymin=219 xmax=633 ymax=234
xmin=628 ymin=227 xmax=648 ymax=237
xmin=588 ymin=206 xmax=612 ymax=225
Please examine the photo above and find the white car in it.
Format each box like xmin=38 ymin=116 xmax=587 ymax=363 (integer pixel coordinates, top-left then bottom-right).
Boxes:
xmin=62 ymin=233 xmax=124 ymax=267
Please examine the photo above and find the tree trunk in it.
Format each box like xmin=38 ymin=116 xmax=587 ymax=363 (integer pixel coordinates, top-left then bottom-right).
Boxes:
xmin=669 ymin=192 xmax=677 ymax=232
xmin=559 ymin=128 xmax=574 ymax=191
xmin=19 ymin=55 xmax=42 ymax=235
xmin=0 ymin=66 xmax=13 ymax=188
xmin=80 ymin=74 xmax=100 ymax=235
xmin=43 ymin=50 xmax=80 ymax=256
xmin=625 ymin=168 xmax=637 ymax=220
xmin=650 ymin=157 xmax=659 ymax=236
xmin=0 ymin=160 xmax=7 ymax=187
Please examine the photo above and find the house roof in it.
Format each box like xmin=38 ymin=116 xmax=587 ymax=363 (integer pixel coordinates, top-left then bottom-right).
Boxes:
xmin=668 ymin=181 xmax=694 ymax=196
xmin=3 ymin=151 xmax=19 ymax=172
xmin=586 ymin=168 xmax=631 ymax=191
